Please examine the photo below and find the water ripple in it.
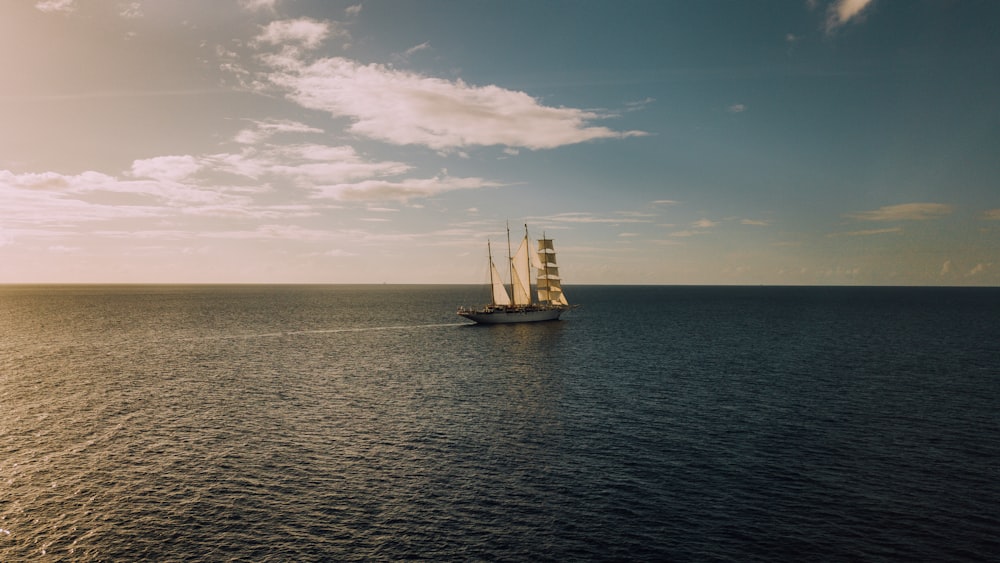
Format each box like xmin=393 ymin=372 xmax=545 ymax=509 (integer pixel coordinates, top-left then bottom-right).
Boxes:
xmin=2 ymin=285 xmax=998 ymax=560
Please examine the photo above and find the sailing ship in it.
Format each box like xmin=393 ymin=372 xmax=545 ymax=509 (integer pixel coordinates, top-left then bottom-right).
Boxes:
xmin=458 ymin=224 xmax=572 ymax=324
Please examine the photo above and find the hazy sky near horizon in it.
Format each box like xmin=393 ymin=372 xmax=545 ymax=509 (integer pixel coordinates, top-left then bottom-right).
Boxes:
xmin=2 ymin=0 xmax=998 ymax=284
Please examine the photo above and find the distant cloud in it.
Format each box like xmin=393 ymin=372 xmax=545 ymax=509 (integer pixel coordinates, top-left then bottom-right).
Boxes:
xmin=967 ymin=263 xmax=989 ymax=277
xmin=261 ymin=55 xmax=647 ymax=151
xmin=741 ymin=219 xmax=771 ymax=226
xmin=982 ymin=208 xmax=1000 ymax=220
xmin=130 ymin=155 xmax=200 ymax=182
xmin=208 ymin=224 xmax=337 ymax=242
xmin=669 ymin=230 xmax=702 ymax=238
xmin=234 ymin=119 xmax=324 ymax=145
xmin=652 ymin=199 xmax=679 ymax=206
xmin=35 ymin=0 xmax=75 ymax=13
xmin=311 ymin=173 xmax=500 ymax=202
xmin=616 ymin=211 xmax=657 ymax=219
xmin=1 ymin=169 xmax=166 ymax=225
xmin=625 ymin=97 xmax=655 ymax=112
xmin=847 ymin=203 xmax=953 ymax=222
xmin=346 ymin=4 xmax=363 ymax=17
xmin=207 ymin=143 xmax=411 ymax=186
xmin=940 ymin=259 xmax=993 ymax=279
xmin=240 ymin=0 xmax=280 ymax=12
xmin=828 ymin=227 xmax=902 ymax=237
xmin=826 ymin=0 xmax=875 ymax=32
xmin=257 ymin=18 xmax=331 ymax=51
xmin=540 ymin=212 xmax=650 ymax=224
xmin=727 ymin=103 xmax=747 ymax=113
xmin=2 ymin=130 xmax=502 ymax=238
xmin=323 ymin=249 xmax=357 ymax=257
xmin=119 ymin=2 xmax=142 ymax=18
xmin=391 ymin=42 xmax=431 ymax=65
xmin=403 ymin=41 xmax=431 ymax=58
xmin=666 ymin=218 xmax=717 ymax=238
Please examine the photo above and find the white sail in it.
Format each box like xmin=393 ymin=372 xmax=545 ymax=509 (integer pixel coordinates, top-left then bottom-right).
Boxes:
xmin=490 ymin=260 xmax=512 ymax=306
xmin=553 ymin=287 xmax=569 ymax=306
xmin=536 ymin=237 xmax=569 ymax=306
xmin=511 ymin=235 xmax=532 ymax=306
xmin=531 ymin=245 xmax=543 ymax=269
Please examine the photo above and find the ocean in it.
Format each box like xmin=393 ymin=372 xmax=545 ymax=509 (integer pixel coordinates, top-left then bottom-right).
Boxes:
xmin=1 ymin=285 xmax=998 ymax=561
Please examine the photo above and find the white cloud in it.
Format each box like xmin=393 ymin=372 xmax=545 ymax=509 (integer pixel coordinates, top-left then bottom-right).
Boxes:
xmin=234 ymin=119 xmax=324 ymax=144
xmin=827 ymin=0 xmax=875 ymax=31
xmin=130 ymin=155 xmax=201 ymax=181
xmin=692 ymin=218 xmax=717 ymax=228
xmin=1 ymin=169 xmax=162 ymax=225
xmin=2 ymin=169 xmax=117 ymax=192
xmin=940 ymin=260 xmax=952 ymax=276
xmin=311 ymin=173 xmax=500 ymax=202
xmin=847 ymin=203 xmax=952 ymax=222
xmin=206 ymin=224 xmax=335 ymax=241
xmin=741 ymin=219 xmax=771 ymax=226
xmin=207 ymin=144 xmax=411 ymax=187
xmin=322 ymin=249 xmax=357 ymax=257
xmin=35 ymin=0 xmax=75 ymax=14
xmin=399 ymin=41 xmax=431 ymax=61
xmin=264 ymin=56 xmax=647 ymax=150
xmin=727 ymin=104 xmax=747 ymax=113
xmin=257 ymin=18 xmax=331 ymax=51
xmin=827 ymin=227 xmax=902 ymax=237
xmin=625 ymin=98 xmax=655 ymax=112
xmin=967 ymin=263 xmax=988 ymax=277
xmin=540 ymin=212 xmax=650 ymax=224
xmin=119 ymin=2 xmax=142 ymax=18
xmin=1 ymin=158 xmax=332 ymax=230
xmin=346 ymin=4 xmax=363 ymax=17
xmin=240 ymin=0 xmax=280 ymax=12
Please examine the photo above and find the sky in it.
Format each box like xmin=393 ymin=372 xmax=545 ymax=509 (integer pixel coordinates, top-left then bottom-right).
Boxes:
xmin=1 ymin=0 xmax=998 ymax=285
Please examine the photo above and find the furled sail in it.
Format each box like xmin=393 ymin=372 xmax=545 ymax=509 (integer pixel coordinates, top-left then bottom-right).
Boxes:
xmin=511 ymin=235 xmax=532 ymax=306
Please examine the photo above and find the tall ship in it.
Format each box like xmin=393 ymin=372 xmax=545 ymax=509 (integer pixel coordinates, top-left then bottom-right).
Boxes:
xmin=458 ymin=224 xmax=572 ymax=324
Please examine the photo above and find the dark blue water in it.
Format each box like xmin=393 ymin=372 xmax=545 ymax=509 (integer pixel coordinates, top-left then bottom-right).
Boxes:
xmin=1 ymin=285 xmax=998 ymax=561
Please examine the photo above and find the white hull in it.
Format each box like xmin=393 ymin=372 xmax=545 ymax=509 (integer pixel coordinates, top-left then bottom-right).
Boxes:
xmin=458 ymin=306 xmax=564 ymax=324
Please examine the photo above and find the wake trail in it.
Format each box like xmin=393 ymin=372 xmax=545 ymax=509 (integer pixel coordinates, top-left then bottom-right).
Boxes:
xmin=199 ymin=322 xmax=470 ymax=341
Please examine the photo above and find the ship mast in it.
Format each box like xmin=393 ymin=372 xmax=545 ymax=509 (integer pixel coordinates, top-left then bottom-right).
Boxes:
xmin=506 ymin=222 xmax=514 ymax=306
xmin=540 ymin=231 xmax=548 ymax=304
xmin=523 ymin=223 xmax=532 ymax=305
xmin=487 ymin=240 xmax=496 ymax=306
